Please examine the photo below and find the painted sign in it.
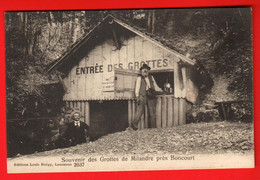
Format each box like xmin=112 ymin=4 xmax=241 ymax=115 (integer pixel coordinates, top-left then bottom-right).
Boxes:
xmin=75 ymin=59 xmax=169 ymax=75
xmin=76 ymin=64 xmax=103 ymax=75
xmin=102 ymin=80 xmax=114 ymax=92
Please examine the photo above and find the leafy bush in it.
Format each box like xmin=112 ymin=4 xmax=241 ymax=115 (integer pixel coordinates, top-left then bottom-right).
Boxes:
xmin=7 ymin=118 xmax=61 ymax=157
xmin=187 ymin=108 xmax=220 ymax=124
xmin=231 ymin=102 xmax=253 ymax=123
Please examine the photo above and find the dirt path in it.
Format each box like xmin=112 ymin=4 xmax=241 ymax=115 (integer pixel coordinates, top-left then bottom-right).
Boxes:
xmin=9 ymin=122 xmax=254 ymax=159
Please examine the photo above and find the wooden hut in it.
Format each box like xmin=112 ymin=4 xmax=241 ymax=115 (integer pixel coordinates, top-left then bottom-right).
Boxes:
xmin=48 ymin=15 xmax=212 ymax=138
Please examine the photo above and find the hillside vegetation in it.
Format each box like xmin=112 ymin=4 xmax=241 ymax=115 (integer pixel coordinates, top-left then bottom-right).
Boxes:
xmin=5 ymin=8 xmax=253 ymax=119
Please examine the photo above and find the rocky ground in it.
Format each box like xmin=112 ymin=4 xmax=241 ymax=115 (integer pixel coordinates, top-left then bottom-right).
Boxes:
xmin=10 ymin=121 xmax=254 ymax=159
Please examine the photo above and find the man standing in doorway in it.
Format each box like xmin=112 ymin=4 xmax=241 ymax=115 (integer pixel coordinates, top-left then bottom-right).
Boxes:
xmin=131 ymin=64 xmax=163 ymax=130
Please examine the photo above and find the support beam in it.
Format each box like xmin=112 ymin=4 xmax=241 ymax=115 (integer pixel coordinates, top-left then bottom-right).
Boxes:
xmin=162 ymin=96 xmax=167 ymax=128
xmin=221 ymin=103 xmax=227 ymax=120
xmin=128 ymin=100 xmax=132 ymax=127
xmin=80 ymin=102 xmax=85 ymax=122
xmin=138 ymin=118 xmax=141 ymax=129
xmin=227 ymin=104 xmax=231 ymax=120
xmin=174 ymin=57 xmax=182 ymax=98
xmin=173 ymin=98 xmax=179 ymax=126
xmin=179 ymin=98 xmax=186 ymax=125
xmin=156 ymin=97 xmax=162 ymax=128
xmin=69 ymin=101 xmax=73 ymax=109
xmin=85 ymin=101 xmax=90 ymax=125
xmin=141 ymin=114 xmax=145 ymax=130
xmin=181 ymin=66 xmax=187 ymax=98
xmin=76 ymin=101 xmax=80 ymax=110
xmin=81 ymin=102 xmax=85 ymax=122
xmin=132 ymin=100 xmax=136 ymax=122
xmin=57 ymin=74 xmax=68 ymax=93
xmin=145 ymin=105 xmax=148 ymax=128
xmin=112 ymin=27 xmax=121 ymax=49
xmin=183 ymin=100 xmax=187 ymax=124
xmin=167 ymin=96 xmax=173 ymax=127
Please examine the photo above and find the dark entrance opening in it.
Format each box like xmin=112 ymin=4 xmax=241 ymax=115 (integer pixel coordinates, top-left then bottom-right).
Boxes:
xmin=151 ymin=71 xmax=174 ymax=93
xmin=89 ymin=100 xmax=128 ymax=140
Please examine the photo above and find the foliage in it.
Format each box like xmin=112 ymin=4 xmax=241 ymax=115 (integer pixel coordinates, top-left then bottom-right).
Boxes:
xmin=154 ymin=8 xmax=252 ymax=101
xmin=187 ymin=109 xmax=220 ymax=123
xmin=5 ymin=9 xmax=253 ymax=119
xmin=7 ymin=106 xmax=91 ymax=157
xmin=7 ymin=118 xmax=61 ymax=157
xmin=231 ymin=102 xmax=253 ymax=122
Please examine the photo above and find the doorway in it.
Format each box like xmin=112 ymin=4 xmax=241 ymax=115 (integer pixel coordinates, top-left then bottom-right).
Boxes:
xmin=89 ymin=100 xmax=128 ymax=140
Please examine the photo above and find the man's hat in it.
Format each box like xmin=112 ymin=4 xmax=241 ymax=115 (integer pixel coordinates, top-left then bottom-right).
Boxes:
xmin=140 ymin=64 xmax=151 ymax=71
xmin=71 ymin=109 xmax=81 ymax=117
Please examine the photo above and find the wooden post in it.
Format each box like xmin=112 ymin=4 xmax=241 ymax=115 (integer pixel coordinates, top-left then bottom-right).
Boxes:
xmin=57 ymin=74 xmax=68 ymax=93
xmin=156 ymin=97 xmax=162 ymax=128
xmin=173 ymin=98 xmax=179 ymax=126
xmin=174 ymin=58 xmax=182 ymax=98
xmin=76 ymin=101 xmax=80 ymax=110
xmin=138 ymin=117 xmax=141 ymax=129
xmin=179 ymin=98 xmax=186 ymax=125
xmin=181 ymin=66 xmax=187 ymax=97
xmin=79 ymin=101 xmax=82 ymax=112
xmin=65 ymin=101 xmax=69 ymax=108
xmin=167 ymin=96 xmax=173 ymax=127
xmin=132 ymin=100 xmax=136 ymax=122
xmin=112 ymin=27 xmax=120 ymax=49
xmin=184 ymin=99 xmax=187 ymax=124
xmin=145 ymin=105 xmax=148 ymax=128
xmin=79 ymin=101 xmax=83 ymax=122
xmin=85 ymin=101 xmax=90 ymax=125
xmin=81 ymin=102 xmax=85 ymax=122
xmin=227 ymin=104 xmax=231 ymax=120
xmin=221 ymin=103 xmax=227 ymax=120
xmin=162 ymin=96 xmax=167 ymax=128
xmin=128 ymin=100 xmax=132 ymax=126
xmin=141 ymin=114 xmax=145 ymax=129
xmin=69 ymin=101 xmax=73 ymax=109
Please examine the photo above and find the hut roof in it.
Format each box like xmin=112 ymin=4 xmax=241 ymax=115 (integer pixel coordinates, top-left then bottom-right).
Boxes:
xmin=47 ymin=14 xmax=213 ymax=89
xmin=48 ymin=15 xmax=197 ymax=72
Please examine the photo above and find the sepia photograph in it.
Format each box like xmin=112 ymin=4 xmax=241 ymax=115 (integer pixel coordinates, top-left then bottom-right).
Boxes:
xmin=5 ymin=8 xmax=254 ymax=173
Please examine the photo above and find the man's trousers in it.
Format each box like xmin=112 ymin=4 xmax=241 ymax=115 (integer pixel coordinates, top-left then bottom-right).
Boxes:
xmin=132 ymin=95 xmax=156 ymax=129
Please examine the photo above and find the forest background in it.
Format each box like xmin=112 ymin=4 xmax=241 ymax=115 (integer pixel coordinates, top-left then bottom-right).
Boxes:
xmin=5 ymin=8 xmax=252 ymax=120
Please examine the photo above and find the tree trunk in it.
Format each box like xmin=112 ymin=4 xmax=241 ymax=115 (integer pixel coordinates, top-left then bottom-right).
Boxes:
xmin=146 ymin=10 xmax=151 ymax=32
xmin=23 ymin=13 xmax=28 ymax=54
xmin=151 ymin=10 xmax=156 ymax=34
xmin=146 ymin=10 xmax=156 ymax=33
xmin=72 ymin=13 xmax=80 ymax=43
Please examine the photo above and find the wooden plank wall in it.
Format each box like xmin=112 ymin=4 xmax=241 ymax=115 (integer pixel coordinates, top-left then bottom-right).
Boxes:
xmin=65 ymin=95 xmax=187 ymax=129
xmin=155 ymin=95 xmax=187 ymax=128
xmin=63 ymin=33 xmax=175 ymax=101
xmin=66 ymin=100 xmax=90 ymax=125
xmin=127 ymin=95 xmax=187 ymax=130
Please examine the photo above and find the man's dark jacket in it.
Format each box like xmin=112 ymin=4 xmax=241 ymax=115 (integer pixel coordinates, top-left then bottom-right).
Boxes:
xmin=66 ymin=121 xmax=89 ymax=146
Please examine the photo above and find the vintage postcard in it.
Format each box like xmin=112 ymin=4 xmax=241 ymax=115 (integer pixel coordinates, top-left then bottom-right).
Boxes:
xmin=5 ymin=8 xmax=254 ymax=173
